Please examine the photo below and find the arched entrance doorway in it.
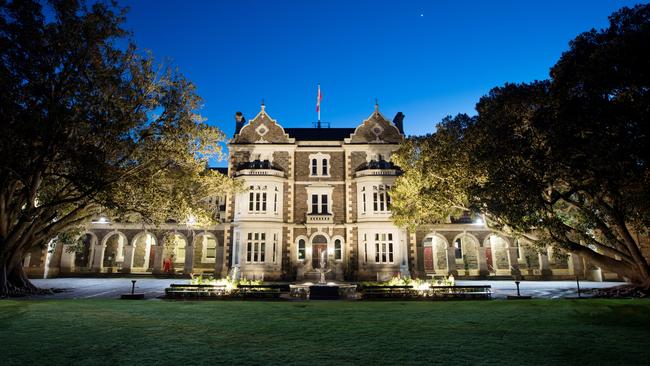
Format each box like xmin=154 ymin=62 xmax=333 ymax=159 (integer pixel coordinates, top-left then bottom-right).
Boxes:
xmin=311 ymin=234 xmax=328 ymax=269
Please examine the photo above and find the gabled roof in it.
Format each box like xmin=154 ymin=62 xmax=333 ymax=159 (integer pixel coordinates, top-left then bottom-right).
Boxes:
xmin=284 ymin=128 xmax=355 ymax=141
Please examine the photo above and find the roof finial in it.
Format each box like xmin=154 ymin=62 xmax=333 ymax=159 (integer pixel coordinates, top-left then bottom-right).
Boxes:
xmin=261 ymin=99 xmax=265 ymax=112
xmin=374 ymin=98 xmax=379 ymax=114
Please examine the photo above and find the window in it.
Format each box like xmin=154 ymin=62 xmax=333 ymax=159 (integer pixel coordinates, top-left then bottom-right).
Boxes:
xmin=374 ymin=233 xmax=394 ymax=263
xmin=372 ymin=185 xmax=391 ymax=213
xmin=201 ymin=236 xmax=217 ymax=263
xmin=246 ymin=232 xmax=266 ymax=263
xmin=334 ymin=239 xmax=342 ymax=260
xmin=362 ymin=187 xmax=367 ymax=213
xmin=311 ymin=159 xmax=318 ymax=175
xmin=515 ymin=239 xmax=521 ymax=259
xmin=310 ymin=194 xmax=329 ymax=214
xmin=454 ymin=238 xmax=463 ymax=259
xmin=309 ymin=153 xmax=330 ymax=177
xmin=298 ymin=239 xmax=306 ymax=260
xmin=248 ymin=186 xmax=267 ymax=213
xmin=311 ymin=195 xmax=319 ymax=214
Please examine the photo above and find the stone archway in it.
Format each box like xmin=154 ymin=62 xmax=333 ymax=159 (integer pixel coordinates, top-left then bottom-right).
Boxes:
xmin=132 ymin=232 xmax=156 ymax=272
xmin=101 ymin=232 xmax=127 ymax=270
xmin=485 ymin=234 xmax=511 ymax=275
xmin=422 ymin=234 xmax=448 ymax=274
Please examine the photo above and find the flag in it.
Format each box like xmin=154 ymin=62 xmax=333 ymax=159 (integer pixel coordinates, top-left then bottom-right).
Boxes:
xmin=316 ymin=84 xmax=322 ymax=113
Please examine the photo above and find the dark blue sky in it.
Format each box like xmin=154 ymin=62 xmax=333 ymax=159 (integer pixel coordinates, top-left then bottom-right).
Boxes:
xmin=121 ymin=0 xmax=638 ymax=166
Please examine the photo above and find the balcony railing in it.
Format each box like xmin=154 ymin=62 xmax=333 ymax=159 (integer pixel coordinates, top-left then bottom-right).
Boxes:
xmin=306 ymin=213 xmax=334 ymax=224
xmin=234 ymin=169 xmax=285 ymax=178
xmin=355 ymin=169 xmax=400 ymax=177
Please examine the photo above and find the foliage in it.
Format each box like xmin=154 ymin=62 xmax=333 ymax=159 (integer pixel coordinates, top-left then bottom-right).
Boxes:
xmin=392 ymin=4 xmax=650 ymax=284
xmin=0 ymin=0 xmax=237 ymax=296
xmin=189 ymin=274 xmax=262 ymax=289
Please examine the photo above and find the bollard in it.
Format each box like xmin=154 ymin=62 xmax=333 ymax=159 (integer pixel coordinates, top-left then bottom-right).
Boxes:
xmin=515 ymin=281 xmax=521 ymax=296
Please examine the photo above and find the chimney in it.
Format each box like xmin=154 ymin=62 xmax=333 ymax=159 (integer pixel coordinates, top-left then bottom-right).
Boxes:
xmin=393 ymin=112 xmax=405 ymax=134
xmin=235 ymin=112 xmax=246 ymax=135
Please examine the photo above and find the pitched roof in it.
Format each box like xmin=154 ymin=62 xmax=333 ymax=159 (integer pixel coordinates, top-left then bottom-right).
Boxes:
xmin=284 ymin=127 xmax=355 ymax=141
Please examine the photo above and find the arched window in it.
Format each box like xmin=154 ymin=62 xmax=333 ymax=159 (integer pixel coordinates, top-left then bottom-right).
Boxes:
xmin=334 ymin=239 xmax=342 ymax=260
xmin=322 ymin=158 xmax=328 ymax=176
xmin=298 ymin=239 xmax=306 ymax=260
xmin=311 ymin=159 xmax=318 ymax=175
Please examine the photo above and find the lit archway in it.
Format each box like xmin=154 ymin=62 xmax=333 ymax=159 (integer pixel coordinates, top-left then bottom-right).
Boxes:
xmin=131 ymin=232 xmax=157 ymax=271
xmin=101 ymin=231 xmax=127 ymax=269
xmin=422 ymin=234 xmax=448 ymax=273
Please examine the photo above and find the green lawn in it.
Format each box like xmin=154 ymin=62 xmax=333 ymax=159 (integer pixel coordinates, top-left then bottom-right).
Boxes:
xmin=1 ymin=299 xmax=649 ymax=365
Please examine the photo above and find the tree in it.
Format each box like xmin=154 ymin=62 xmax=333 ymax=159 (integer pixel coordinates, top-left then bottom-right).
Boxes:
xmin=392 ymin=4 xmax=650 ymax=285
xmin=0 ymin=0 xmax=236 ymax=296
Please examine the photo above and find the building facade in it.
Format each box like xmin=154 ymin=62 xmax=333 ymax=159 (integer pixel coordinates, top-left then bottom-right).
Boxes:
xmin=26 ymin=105 xmax=619 ymax=282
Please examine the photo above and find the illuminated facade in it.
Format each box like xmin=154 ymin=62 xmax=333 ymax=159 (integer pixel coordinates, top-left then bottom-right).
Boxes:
xmin=26 ymin=105 xmax=615 ymax=282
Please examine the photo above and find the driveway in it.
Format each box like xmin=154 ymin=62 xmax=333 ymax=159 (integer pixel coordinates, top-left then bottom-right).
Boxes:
xmin=23 ymin=277 xmax=623 ymax=300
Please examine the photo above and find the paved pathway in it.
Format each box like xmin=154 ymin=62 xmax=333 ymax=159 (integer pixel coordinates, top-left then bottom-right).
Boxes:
xmin=23 ymin=277 xmax=624 ymax=300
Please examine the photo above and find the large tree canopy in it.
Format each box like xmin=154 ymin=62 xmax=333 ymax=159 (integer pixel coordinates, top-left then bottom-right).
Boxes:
xmin=0 ymin=0 xmax=235 ymax=296
xmin=392 ymin=4 xmax=650 ymax=285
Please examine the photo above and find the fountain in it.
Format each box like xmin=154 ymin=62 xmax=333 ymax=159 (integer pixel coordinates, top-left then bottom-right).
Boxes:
xmin=316 ymin=248 xmax=331 ymax=284
xmin=289 ymin=248 xmax=357 ymax=300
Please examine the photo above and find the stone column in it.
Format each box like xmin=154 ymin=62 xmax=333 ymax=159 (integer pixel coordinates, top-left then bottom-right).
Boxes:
xmin=507 ymin=246 xmax=521 ymax=276
xmin=539 ymin=251 xmax=552 ymax=277
xmin=59 ymin=245 xmax=75 ymax=273
xmin=184 ymin=244 xmax=194 ymax=275
xmin=446 ymin=245 xmax=458 ymax=276
xmin=215 ymin=241 xmax=224 ymax=278
xmin=477 ymin=246 xmax=489 ymax=277
xmin=121 ymin=245 xmax=135 ymax=274
xmin=152 ymin=245 xmax=164 ymax=274
xmin=400 ymin=232 xmax=410 ymax=278
xmin=570 ymin=253 xmax=584 ymax=278
xmin=91 ymin=244 xmax=104 ymax=272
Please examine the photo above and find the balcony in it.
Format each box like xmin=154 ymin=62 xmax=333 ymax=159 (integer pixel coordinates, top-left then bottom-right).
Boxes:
xmin=355 ymin=159 xmax=401 ymax=178
xmin=234 ymin=160 xmax=285 ymax=178
xmin=306 ymin=213 xmax=334 ymax=224
xmin=355 ymin=168 xmax=399 ymax=177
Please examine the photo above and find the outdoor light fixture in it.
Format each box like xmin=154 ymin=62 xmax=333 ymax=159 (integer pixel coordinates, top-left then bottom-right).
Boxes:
xmin=92 ymin=216 xmax=110 ymax=224
xmin=186 ymin=215 xmax=197 ymax=226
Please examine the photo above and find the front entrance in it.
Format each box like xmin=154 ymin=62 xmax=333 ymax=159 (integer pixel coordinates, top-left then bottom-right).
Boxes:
xmin=312 ymin=244 xmax=327 ymax=269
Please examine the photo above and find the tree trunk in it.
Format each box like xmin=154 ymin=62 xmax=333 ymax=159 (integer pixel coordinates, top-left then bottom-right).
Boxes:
xmin=0 ymin=250 xmax=41 ymax=297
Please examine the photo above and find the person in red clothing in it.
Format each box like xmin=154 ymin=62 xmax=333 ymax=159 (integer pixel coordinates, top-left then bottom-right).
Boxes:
xmin=163 ymin=254 xmax=174 ymax=273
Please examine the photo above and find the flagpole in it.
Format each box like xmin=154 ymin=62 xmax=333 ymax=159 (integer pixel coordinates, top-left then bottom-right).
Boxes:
xmin=317 ymin=84 xmax=321 ymax=128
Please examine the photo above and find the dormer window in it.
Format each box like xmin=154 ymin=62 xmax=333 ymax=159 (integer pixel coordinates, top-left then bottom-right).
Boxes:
xmin=309 ymin=153 xmax=331 ymax=177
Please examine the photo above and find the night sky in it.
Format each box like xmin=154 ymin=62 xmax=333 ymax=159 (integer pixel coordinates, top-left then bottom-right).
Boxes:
xmin=121 ymin=0 xmax=639 ymax=166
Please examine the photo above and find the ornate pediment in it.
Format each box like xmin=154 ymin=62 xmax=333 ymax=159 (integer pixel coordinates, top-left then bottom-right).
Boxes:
xmin=346 ymin=106 xmax=403 ymax=144
xmin=232 ymin=105 xmax=294 ymax=144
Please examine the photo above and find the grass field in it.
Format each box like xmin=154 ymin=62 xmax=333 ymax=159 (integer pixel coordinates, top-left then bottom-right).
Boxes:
xmin=1 ymin=299 xmax=649 ymax=365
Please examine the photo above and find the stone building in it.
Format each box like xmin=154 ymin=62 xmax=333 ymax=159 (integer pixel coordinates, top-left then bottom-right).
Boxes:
xmin=26 ymin=104 xmax=619 ymax=282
